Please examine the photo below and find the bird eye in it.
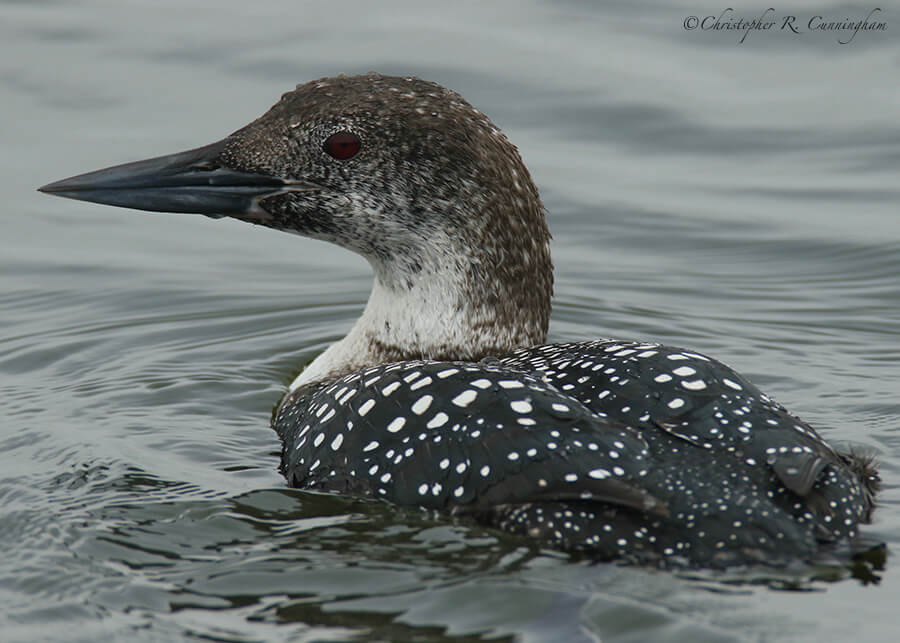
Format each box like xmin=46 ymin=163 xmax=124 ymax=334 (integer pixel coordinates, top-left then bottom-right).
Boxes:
xmin=323 ymin=131 xmax=361 ymax=160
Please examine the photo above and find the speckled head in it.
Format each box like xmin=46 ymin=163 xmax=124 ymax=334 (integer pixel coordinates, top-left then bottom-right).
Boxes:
xmin=227 ymin=74 xmax=551 ymax=294
xmin=40 ymin=73 xmax=553 ymax=384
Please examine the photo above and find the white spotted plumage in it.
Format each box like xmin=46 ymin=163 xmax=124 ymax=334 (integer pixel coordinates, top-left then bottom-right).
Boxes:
xmin=277 ymin=340 xmax=876 ymax=566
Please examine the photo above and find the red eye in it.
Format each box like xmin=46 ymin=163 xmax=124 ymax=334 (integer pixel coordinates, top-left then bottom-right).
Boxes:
xmin=323 ymin=131 xmax=361 ymax=160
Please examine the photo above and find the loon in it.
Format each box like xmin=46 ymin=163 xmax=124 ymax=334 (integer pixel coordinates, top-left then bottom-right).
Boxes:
xmin=40 ymin=73 xmax=879 ymax=567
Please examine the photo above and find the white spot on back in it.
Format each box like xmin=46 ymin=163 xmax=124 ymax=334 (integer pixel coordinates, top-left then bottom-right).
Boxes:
xmin=387 ymin=417 xmax=406 ymax=433
xmin=510 ymin=400 xmax=532 ymax=414
xmin=427 ymin=412 xmax=449 ymax=428
xmin=452 ymin=390 xmax=477 ymax=407
xmin=411 ymin=395 xmax=433 ymax=415
xmin=410 ymin=376 xmax=433 ymax=391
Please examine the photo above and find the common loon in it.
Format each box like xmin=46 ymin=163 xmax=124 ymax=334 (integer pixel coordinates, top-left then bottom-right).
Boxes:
xmin=40 ymin=73 xmax=878 ymax=567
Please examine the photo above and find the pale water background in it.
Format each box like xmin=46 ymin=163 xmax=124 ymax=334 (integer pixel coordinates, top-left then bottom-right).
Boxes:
xmin=2 ymin=1 xmax=899 ymax=641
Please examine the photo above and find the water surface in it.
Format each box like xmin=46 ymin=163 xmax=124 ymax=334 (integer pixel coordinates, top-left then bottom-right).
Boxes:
xmin=2 ymin=1 xmax=898 ymax=641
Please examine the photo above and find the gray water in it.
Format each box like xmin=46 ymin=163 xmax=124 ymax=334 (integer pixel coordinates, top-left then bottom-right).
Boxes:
xmin=2 ymin=1 xmax=899 ymax=641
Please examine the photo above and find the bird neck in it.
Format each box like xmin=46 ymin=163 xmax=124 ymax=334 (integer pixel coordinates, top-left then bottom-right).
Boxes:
xmin=291 ymin=199 xmax=553 ymax=391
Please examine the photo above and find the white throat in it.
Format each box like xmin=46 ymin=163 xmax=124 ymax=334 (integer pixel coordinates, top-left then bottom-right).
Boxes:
xmin=287 ymin=191 xmax=552 ymax=393
xmin=291 ymin=264 xmax=480 ymax=391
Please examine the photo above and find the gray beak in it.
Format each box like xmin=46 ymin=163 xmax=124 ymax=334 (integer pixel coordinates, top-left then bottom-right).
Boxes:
xmin=39 ymin=138 xmax=312 ymax=218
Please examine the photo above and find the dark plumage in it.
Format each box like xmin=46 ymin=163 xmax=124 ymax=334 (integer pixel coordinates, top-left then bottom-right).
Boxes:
xmin=40 ymin=73 xmax=879 ymax=567
xmin=276 ymin=341 xmax=877 ymax=565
